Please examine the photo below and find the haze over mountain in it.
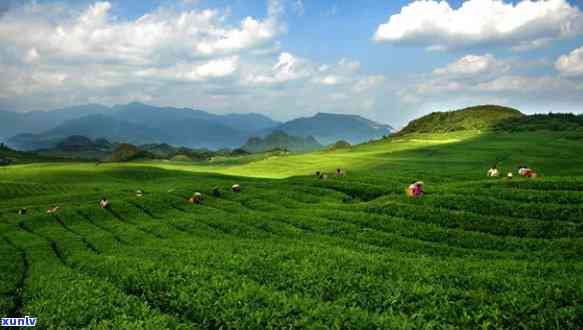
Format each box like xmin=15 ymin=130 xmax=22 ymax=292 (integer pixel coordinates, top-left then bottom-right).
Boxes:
xmin=0 ymin=104 xmax=109 ymax=141
xmin=4 ymin=103 xmax=393 ymax=151
xmin=270 ymin=112 xmax=393 ymax=145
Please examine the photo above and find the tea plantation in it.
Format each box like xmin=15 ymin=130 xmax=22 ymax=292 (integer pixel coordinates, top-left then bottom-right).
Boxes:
xmin=1 ymin=131 xmax=582 ymax=329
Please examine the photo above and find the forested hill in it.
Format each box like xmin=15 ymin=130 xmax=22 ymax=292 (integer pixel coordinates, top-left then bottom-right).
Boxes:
xmin=397 ymin=105 xmax=524 ymax=135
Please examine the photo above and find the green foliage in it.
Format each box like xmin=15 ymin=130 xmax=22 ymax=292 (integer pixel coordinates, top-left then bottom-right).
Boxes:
xmin=109 ymin=144 xmax=154 ymax=162
xmin=1 ymin=129 xmax=583 ymax=328
xmin=0 ymin=144 xmax=66 ymax=165
xmin=495 ymin=113 xmax=583 ymax=132
xmin=241 ymin=131 xmax=322 ymax=153
xmin=169 ymin=154 xmax=192 ymax=162
xmin=398 ymin=105 xmax=524 ymax=135
xmin=327 ymin=140 xmax=351 ymax=151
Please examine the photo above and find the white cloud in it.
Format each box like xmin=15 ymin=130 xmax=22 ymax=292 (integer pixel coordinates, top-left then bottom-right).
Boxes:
xmin=353 ymin=75 xmax=385 ymax=93
xmin=24 ymin=48 xmax=39 ymax=64
xmin=243 ymin=53 xmax=371 ymax=89
xmin=433 ymin=54 xmax=511 ymax=77
xmin=407 ymin=54 xmax=513 ymax=96
xmin=556 ymin=46 xmax=583 ymax=77
xmin=0 ymin=1 xmax=286 ymax=106
xmin=474 ymin=75 xmax=578 ymax=93
xmin=373 ymin=0 xmax=583 ymax=51
xmin=311 ymin=59 xmax=360 ymax=86
xmin=244 ymin=52 xmax=313 ymax=85
xmin=314 ymin=75 xmax=345 ymax=86
xmin=136 ymin=57 xmax=239 ymax=82
xmin=0 ymin=0 xmax=389 ymax=120
xmin=397 ymin=53 xmax=583 ymax=113
xmin=0 ymin=1 xmax=284 ymax=66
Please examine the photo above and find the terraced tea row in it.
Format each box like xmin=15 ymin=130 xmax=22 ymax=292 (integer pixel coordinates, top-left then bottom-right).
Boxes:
xmin=2 ymin=129 xmax=583 ymax=329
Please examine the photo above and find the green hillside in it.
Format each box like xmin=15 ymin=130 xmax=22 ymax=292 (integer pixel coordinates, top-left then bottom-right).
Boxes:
xmin=241 ymin=131 xmax=321 ymax=153
xmin=108 ymin=143 xmax=155 ymax=162
xmin=398 ymin=105 xmax=524 ymax=135
xmin=0 ymin=143 xmax=64 ymax=164
xmin=1 ymin=112 xmax=583 ymax=328
xmin=495 ymin=113 xmax=583 ymax=132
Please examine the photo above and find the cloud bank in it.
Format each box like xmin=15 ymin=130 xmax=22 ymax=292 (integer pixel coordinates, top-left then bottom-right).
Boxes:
xmin=0 ymin=1 xmax=387 ymax=121
xmin=374 ymin=0 xmax=583 ymax=51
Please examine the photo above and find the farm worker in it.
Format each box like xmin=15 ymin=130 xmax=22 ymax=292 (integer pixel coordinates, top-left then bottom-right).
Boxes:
xmin=188 ymin=192 xmax=203 ymax=204
xmin=232 ymin=184 xmax=241 ymax=193
xmin=406 ymin=184 xmax=414 ymax=197
xmin=99 ymin=198 xmax=109 ymax=209
xmin=518 ymin=166 xmax=538 ymax=178
xmin=316 ymin=171 xmax=321 ymax=177
xmin=18 ymin=208 xmax=27 ymax=215
xmin=524 ymin=169 xmax=538 ymax=178
xmin=487 ymin=166 xmax=499 ymax=177
xmin=407 ymin=181 xmax=424 ymax=198
xmin=212 ymin=187 xmax=221 ymax=197
xmin=47 ymin=206 xmax=60 ymax=214
xmin=336 ymin=168 xmax=345 ymax=177
xmin=507 ymin=172 xmax=513 ymax=179
xmin=319 ymin=173 xmax=328 ymax=181
xmin=518 ymin=166 xmax=529 ymax=176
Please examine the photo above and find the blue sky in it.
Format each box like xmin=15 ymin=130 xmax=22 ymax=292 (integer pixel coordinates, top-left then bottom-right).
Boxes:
xmin=1 ymin=0 xmax=583 ymax=126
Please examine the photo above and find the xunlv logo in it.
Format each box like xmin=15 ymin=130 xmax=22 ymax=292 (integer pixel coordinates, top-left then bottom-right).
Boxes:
xmin=1 ymin=316 xmax=37 ymax=327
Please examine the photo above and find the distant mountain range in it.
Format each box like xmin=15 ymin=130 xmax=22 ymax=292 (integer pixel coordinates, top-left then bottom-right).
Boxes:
xmin=2 ymin=102 xmax=394 ymax=151
xmin=0 ymin=104 xmax=110 ymax=141
xmin=242 ymin=131 xmax=322 ymax=153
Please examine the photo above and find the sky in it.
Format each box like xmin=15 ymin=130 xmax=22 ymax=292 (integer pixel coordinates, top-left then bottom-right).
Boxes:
xmin=1 ymin=0 xmax=583 ymax=126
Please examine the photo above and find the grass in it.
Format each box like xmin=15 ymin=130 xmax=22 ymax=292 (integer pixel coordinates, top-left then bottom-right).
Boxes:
xmin=0 ymin=130 xmax=582 ymax=329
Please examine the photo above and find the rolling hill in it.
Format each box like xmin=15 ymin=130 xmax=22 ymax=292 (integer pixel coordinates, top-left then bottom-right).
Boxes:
xmin=397 ymin=105 xmax=524 ymax=135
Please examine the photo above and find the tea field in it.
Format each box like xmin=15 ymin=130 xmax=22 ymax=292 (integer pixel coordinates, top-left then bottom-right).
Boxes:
xmin=1 ymin=131 xmax=582 ymax=329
